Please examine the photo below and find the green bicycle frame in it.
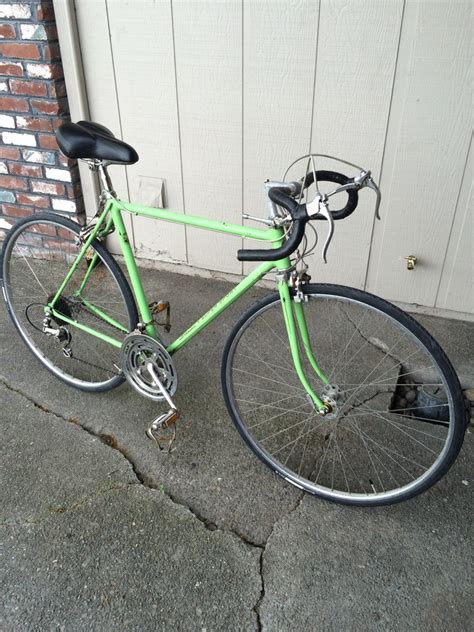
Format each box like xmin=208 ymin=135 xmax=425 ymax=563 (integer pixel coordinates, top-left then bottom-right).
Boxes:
xmin=48 ymin=197 xmax=329 ymax=409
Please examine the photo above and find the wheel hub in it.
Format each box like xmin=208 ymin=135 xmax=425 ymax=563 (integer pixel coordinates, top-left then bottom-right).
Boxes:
xmin=321 ymin=384 xmax=344 ymax=420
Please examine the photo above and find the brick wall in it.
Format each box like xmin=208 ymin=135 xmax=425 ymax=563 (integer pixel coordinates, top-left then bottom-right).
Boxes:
xmin=0 ymin=1 xmax=84 ymax=241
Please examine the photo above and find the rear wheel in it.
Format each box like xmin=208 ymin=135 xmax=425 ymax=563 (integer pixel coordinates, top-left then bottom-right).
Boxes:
xmin=1 ymin=212 xmax=138 ymax=392
xmin=222 ymin=284 xmax=466 ymax=505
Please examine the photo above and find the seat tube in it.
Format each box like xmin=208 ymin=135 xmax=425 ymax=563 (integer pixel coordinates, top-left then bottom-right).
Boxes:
xmin=277 ymin=280 xmax=325 ymax=409
xmin=110 ymin=202 xmax=157 ymax=338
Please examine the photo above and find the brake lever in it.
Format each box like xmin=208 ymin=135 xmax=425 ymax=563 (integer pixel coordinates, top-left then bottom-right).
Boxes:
xmin=365 ymin=176 xmax=381 ymax=220
xmin=352 ymin=170 xmax=381 ymax=219
xmin=326 ymin=170 xmax=381 ymax=220
xmin=307 ymin=195 xmax=334 ymax=263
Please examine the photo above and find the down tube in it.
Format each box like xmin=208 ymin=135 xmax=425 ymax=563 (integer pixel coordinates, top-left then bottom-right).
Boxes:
xmin=277 ymin=281 xmax=326 ymax=409
xmin=166 ymin=261 xmax=275 ymax=354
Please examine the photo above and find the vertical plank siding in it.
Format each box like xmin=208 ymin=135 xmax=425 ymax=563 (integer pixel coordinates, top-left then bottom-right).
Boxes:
xmin=242 ymin=0 xmax=320 ymax=275
xmin=71 ymin=0 xmax=473 ymax=315
xmin=309 ymin=0 xmax=404 ymax=287
xmin=172 ymin=0 xmax=243 ymax=274
xmin=105 ymin=0 xmax=187 ymax=264
xmin=436 ymin=135 xmax=473 ymax=314
xmin=74 ymin=0 xmax=135 ymax=256
xmin=365 ymin=0 xmax=472 ymax=306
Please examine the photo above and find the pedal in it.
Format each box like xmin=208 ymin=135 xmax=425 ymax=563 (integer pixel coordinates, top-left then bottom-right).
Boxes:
xmin=149 ymin=300 xmax=171 ymax=332
xmin=145 ymin=361 xmax=180 ymax=451
xmin=146 ymin=409 xmax=180 ymax=452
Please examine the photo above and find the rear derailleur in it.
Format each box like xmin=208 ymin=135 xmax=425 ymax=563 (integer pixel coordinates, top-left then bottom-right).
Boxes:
xmin=42 ymin=315 xmax=73 ymax=358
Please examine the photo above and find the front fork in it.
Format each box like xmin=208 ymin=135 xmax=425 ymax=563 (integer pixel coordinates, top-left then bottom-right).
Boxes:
xmin=277 ymin=280 xmax=329 ymax=412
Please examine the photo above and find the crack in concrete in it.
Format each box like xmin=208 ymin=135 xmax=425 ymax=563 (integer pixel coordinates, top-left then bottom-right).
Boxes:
xmin=253 ymin=549 xmax=265 ymax=631
xmin=342 ymin=307 xmax=402 ymax=365
xmin=252 ymin=489 xmax=305 ymax=630
xmin=0 ymin=375 xmax=278 ymax=630
xmin=0 ymin=369 xmax=393 ymax=629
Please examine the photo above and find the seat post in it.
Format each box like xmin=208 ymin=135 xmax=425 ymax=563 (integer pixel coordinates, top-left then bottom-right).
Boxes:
xmin=97 ymin=163 xmax=115 ymax=197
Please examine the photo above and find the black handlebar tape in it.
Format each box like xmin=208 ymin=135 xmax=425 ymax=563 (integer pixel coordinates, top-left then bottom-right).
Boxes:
xmin=238 ymin=184 xmax=308 ymax=262
xmin=303 ymin=170 xmax=359 ymax=220
xmin=267 ymin=186 xmax=300 ymax=215
xmin=237 ymin=217 xmax=307 ymax=262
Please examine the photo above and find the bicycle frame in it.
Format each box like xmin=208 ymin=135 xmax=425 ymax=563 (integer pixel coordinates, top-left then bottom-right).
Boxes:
xmin=48 ymin=197 xmax=329 ymax=409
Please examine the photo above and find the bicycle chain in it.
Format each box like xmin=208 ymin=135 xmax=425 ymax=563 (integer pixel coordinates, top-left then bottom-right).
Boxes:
xmin=55 ymin=296 xmax=122 ymax=377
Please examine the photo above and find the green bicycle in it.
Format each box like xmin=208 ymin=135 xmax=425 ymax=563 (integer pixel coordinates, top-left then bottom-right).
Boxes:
xmin=0 ymin=121 xmax=466 ymax=506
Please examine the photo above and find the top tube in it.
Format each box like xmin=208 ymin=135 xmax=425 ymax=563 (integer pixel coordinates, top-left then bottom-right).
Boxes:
xmin=112 ymin=199 xmax=284 ymax=244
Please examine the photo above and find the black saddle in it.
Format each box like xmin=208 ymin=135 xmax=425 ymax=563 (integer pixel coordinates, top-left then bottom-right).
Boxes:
xmin=55 ymin=120 xmax=139 ymax=165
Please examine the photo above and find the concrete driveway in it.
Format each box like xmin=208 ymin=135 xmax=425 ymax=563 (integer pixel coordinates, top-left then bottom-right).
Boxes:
xmin=1 ymin=268 xmax=472 ymax=631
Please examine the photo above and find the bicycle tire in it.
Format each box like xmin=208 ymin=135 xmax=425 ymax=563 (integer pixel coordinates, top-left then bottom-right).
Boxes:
xmin=1 ymin=212 xmax=138 ymax=392
xmin=221 ymin=284 xmax=466 ymax=506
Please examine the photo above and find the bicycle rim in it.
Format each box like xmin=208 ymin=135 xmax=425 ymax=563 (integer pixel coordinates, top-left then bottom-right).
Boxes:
xmin=222 ymin=285 xmax=465 ymax=505
xmin=1 ymin=214 xmax=137 ymax=391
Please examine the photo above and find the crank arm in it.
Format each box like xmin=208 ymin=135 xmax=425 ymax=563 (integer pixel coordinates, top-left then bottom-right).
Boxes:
xmin=145 ymin=361 xmax=180 ymax=451
xmin=146 ymin=362 xmax=177 ymax=411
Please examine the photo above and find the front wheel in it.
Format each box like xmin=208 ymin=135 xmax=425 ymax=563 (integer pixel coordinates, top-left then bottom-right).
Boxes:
xmin=221 ymin=284 xmax=466 ymax=506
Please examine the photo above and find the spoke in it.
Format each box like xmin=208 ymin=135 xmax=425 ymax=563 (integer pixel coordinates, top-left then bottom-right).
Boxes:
xmin=70 ymin=335 xmax=117 ymax=375
xmin=233 ymin=381 xmax=303 ymax=397
xmin=241 ymin=338 xmax=296 ymax=390
xmin=297 ymin=416 xmax=314 ymax=476
xmin=348 ymin=417 xmax=385 ymax=492
xmin=20 ymin=254 xmax=48 ymax=297
xmin=345 ymin=418 xmax=426 ymax=474
xmin=338 ymin=341 xmax=422 ymax=416
xmin=270 ymin=418 xmax=327 ymax=456
xmin=247 ymin=400 xmax=310 ymax=430
xmin=353 ymin=404 xmax=440 ymax=454
xmin=337 ymin=377 xmax=441 ymax=394
xmin=314 ymin=432 xmax=335 ymax=486
xmin=236 ymin=393 xmax=310 ymax=416
xmin=233 ymin=367 xmax=305 ymax=393
xmin=350 ymin=353 xmax=431 ymax=393
xmin=283 ymin=415 xmax=313 ymax=468
xmin=258 ymin=409 xmax=322 ymax=441
xmin=333 ymin=432 xmax=350 ymax=493
xmin=338 ymin=440 xmax=369 ymax=493
xmin=259 ymin=314 xmax=295 ymax=370
xmin=347 ymin=409 xmax=447 ymax=441
xmin=348 ymin=417 xmax=401 ymax=490
xmin=330 ymin=425 xmax=337 ymax=490
xmin=235 ymin=352 xmax=299 ymax=376
xmin=329 ymin=309 xmax=387 ymax=381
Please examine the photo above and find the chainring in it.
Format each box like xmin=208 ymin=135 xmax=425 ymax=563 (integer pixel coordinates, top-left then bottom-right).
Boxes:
xmin=120 ymin=333 xmax=177 ymax=401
